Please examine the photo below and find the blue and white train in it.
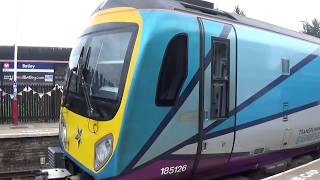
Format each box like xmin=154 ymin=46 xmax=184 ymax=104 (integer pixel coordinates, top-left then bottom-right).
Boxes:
xmin=58 ymin=0 xmax=320 ymax=179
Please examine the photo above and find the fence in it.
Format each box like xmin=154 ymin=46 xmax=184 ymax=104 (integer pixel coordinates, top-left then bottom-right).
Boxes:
xmin=0 ymin=84 xmax=62 ymax=124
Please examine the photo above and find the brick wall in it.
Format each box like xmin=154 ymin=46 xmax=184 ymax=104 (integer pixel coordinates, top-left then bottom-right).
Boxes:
xmin=0 ymin=136 xmax=58 ymax=174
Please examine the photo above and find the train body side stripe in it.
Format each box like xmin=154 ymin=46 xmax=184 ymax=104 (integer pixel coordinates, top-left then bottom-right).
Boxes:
xmin=123 ymin=23 xmax=233 ymax=172
xmin=124 ymin=21 xmax=320 ymax=173
xmin=208 ymin=47 xmax=320 ymax=135
xmin=124 ymin=46 xmax=320 ymax=175
xmin=233 ymin=47 xmax=320 ymax=115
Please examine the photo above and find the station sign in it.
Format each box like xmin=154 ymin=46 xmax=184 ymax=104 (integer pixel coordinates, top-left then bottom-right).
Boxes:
xmin=1 ymin=62 xmax=55 ymax=85
xmin=2 ymin=62 xmax=54 ymax=73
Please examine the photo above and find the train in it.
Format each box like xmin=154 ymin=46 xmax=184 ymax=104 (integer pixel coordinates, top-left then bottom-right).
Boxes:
xmin=58 ymin=0 xmax=320 ymax=179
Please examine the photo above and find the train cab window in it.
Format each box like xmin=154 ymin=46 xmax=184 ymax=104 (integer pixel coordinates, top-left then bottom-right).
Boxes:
xmin=211 ymin=38 xmax=230 ymax=119
xmin=156 ymin=34 xmax=188 ymax=106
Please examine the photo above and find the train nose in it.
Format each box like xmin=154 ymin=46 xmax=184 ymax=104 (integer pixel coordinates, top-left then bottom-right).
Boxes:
xmin=60 ymin=107 xmax=118 ymax=174
xmin=60 ymin=109 xmax=98 ymax=171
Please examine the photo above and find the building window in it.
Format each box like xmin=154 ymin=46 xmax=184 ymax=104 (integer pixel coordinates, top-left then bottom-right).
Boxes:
xmin=156 ymin=34 xmax=188 ymax=106
xmin=211 ymin=38 xmax=230 ymax=119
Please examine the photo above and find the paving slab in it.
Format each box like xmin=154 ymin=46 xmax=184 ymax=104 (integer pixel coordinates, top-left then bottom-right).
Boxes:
xmin=0 ymin=123 xmax=59 ymax=138
xmin=265 ymin=159 xmax=320 ymax=180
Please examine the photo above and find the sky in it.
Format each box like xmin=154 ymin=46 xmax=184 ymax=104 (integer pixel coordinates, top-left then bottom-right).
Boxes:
xmin=0 ymin=0 xmax=319 ymax=48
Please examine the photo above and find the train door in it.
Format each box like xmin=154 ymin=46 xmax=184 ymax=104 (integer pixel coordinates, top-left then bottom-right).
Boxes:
xmin=195 ymin=18 xmax=237 ymax=177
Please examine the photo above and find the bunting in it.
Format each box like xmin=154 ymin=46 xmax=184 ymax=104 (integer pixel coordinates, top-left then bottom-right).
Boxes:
xmin=38 ymin=93 xmax=44 ymax=99
xmin=0 ymin=84 xmax=63 ymax=99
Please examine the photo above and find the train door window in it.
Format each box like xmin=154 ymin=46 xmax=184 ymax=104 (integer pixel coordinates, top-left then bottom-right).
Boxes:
xmin=211 ymin=38 xmax=230 ymax=119
xmin=156 ymin=33 xmax=188 ymax=106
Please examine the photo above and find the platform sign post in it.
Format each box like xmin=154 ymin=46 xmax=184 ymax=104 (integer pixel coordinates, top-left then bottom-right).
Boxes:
xmin=12 ymin=44 xmax=19 ymax=126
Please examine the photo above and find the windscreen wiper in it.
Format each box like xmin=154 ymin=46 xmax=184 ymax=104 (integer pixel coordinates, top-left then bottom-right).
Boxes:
xmin=62 ymin=47 xmax=85 ymax=107
xmin=78 ymin=47 xmax=96 ymax=117
xmin=79 ymin=70 xmax=94 ymax=117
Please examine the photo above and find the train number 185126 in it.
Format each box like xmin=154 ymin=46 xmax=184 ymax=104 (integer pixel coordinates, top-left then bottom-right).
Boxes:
xmin=160 ymin=165 xmax=187 ymax=176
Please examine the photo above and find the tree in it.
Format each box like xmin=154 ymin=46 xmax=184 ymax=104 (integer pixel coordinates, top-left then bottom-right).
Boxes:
xmin=234 ymin=5 xmax=246 ymax=16
xmin=302 ymin=19 xmax=320 ymax=38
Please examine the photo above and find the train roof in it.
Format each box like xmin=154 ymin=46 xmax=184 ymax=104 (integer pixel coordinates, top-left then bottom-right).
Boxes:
xmin=95 ymin=0 xmax=320 ymax=45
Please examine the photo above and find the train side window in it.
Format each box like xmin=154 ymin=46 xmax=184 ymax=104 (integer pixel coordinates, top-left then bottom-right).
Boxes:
xmin=156 ymin=33 xmax=188 ymax=106
xmin=282 ymin=59 xmax=290 ymax=75
xmin=211 ymin=38 xmax=230 ymax=119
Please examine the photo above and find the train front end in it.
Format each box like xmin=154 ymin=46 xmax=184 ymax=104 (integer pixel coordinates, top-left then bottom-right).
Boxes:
xmin=59 ymin=6 xmax=142 ymax=179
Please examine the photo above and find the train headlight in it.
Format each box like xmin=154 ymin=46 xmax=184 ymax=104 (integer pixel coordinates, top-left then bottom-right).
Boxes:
xmin=59 ymin=114 xmax=67 ymax=149
xmin=94 ymin=134 xmax=113 ymax=171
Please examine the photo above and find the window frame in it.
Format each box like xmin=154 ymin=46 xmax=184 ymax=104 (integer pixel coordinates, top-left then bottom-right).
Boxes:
xmin=65 ymin=22 xmax=139 ymax=121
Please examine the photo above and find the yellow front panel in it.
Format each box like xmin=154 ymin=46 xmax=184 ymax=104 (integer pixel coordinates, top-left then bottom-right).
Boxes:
xmin=62 ymin=7 xmax=143 ymax=172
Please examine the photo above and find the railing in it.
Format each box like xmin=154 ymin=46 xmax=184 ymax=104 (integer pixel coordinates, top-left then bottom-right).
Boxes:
xmin=0 ymin=84 xmax=62 ymax=124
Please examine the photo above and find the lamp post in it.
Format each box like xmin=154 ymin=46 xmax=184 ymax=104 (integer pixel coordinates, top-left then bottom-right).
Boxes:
xmin=12 ymin=44 xmax=19 ymax=126
xmin=12 ymin=0 xmax=20 ymax=126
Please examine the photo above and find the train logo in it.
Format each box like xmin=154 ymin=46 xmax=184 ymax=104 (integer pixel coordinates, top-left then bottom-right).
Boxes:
xmin=3 ymin=63 xmax=10 ymax=69
xmin=75 ymin=128 xmax=82 ymax=149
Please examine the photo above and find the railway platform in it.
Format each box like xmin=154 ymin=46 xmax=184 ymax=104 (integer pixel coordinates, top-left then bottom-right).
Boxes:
xmin=265 ymin=158 xmax=320 ymax=180
xmin=0 ymin=123 xmax=59 ymax=178
xmin=0 ymin=123 xmax=58 ymax=139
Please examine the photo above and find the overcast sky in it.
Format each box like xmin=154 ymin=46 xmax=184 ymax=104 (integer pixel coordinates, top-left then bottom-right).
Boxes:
xmin=0 ymin=0 xmax=319 ymax=47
